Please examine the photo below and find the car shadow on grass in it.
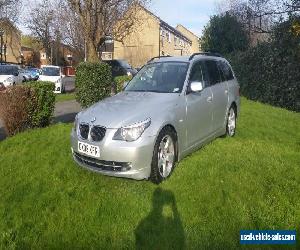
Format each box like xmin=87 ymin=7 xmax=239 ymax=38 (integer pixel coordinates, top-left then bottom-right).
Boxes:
xmin=53 ymin=112 xmax=78 ymax=124
xmin=135 ymin=188 xmax=185 ymax=250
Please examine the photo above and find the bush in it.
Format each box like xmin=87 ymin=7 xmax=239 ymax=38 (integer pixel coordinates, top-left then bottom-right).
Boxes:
xmin=0 ymin=82 xmax=55 ymax=136
xmin=27 ymin=81 xmax=56 ymax=127
xmin=0 ymin=86 xmax=33 ymax=136
xmin=114 ymin=75 xmax=132 ymax=93
xmin=75 ymin=62 xmax=112 ymax=108
xmin=227 ymin=17 xmax=300 ymax=112
xmin=228 ymin=43 xmax=300 ymax=112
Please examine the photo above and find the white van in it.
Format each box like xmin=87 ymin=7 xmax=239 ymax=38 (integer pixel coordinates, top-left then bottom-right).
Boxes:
xmin=39 ymin=65 xmax=66 ymax=93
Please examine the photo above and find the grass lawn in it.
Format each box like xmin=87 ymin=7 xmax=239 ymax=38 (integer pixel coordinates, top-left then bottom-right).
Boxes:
xmin=55 ymin=93 xmax=76 ymax=103
xmin=0 ymin=98 xmax=299 ymax=249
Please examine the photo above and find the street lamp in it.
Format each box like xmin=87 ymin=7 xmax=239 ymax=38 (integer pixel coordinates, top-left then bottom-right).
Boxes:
xmin=0 ymin=29 xmax=4 ymax=64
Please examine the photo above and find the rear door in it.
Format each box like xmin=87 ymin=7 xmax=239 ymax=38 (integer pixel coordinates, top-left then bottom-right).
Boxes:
xmin=205 ymin=60 xmax=229 ymax=132
xmin=185 ymin=60 xmax=213 ymax=147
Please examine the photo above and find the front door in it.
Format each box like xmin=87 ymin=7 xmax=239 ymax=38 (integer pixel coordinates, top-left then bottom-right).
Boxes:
xmin=185 ymin=61 xmax=213 ymax=148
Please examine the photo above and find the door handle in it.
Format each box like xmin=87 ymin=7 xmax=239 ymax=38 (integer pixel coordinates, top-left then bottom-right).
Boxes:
xmin=207 ymin=96 xmax=212 ymax=102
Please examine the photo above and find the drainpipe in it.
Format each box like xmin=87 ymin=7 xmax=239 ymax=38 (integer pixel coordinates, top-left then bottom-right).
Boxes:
xmin=159 ymin=26 xmax=161 ymax=57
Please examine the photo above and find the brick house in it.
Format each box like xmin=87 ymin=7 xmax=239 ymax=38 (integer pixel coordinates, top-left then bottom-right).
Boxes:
xmin=107 ymin=5 xmax=200 ymax=68
xmin=0 ymin=18 xmax=21 ymax=64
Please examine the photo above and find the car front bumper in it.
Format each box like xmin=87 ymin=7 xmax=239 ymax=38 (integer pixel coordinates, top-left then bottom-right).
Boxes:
xmin=70 ymin=128 xmax=155 ymax=180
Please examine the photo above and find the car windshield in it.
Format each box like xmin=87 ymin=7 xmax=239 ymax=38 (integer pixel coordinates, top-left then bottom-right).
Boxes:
xmin=41 ymin=67 xmax=60 ymax=76
xmin=125 ymin=62 xmax=189 ymax=93
xmin=0 ymin=66 xmax=18 ymax=75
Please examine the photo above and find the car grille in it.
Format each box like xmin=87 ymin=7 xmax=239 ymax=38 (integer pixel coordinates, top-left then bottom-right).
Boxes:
xmin=74 ymin=152 xmax=131 ymax=172
xmin=79 ymin=123 xmax=89 ymax=139
xmin=90 ymin=126 xmax=106 ymax=142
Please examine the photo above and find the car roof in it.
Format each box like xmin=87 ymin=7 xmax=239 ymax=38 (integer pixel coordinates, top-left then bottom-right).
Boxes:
xmin=41 ymin=65 xmax=60 ymax=68
xmin=149 ymin=54 xmax=226 ymax=64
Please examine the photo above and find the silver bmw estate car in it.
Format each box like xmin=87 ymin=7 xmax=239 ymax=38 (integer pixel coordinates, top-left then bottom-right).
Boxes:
xmin=71 ymin=53 xmax=240 ymax=183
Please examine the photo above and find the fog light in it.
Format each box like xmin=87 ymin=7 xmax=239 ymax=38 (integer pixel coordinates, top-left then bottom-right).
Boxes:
xmin=121 ymin=163 xmax=132 ymax=172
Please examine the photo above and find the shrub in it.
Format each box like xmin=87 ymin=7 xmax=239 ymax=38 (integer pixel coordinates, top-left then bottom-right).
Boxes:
xmin=0 ymin=86 xmax=33 ymax=136
xmin=114 ymin=75 xmax=132 ymax=93
xmin=227 ymin=17 xmax=300 ymax=112
xmin=27 ymin=81 xmax=56 ymax=127
xmin=228 ymin=43 xmax=300 ymax=112
xmin=0 ymin=82 xmax=55 ymax=136
xmin=75 ymin=62 xmax=112 ymax=108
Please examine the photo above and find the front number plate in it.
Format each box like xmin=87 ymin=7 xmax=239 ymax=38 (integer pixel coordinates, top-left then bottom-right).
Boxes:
xmin=78 ymin=142 xmax=100 ymax=158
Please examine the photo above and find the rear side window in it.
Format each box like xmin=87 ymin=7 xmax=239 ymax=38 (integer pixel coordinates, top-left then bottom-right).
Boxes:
xmin=218 ymin=61 xmax=234 ymax=81
xmin=205 ymin=60 xmax=222 ymax=85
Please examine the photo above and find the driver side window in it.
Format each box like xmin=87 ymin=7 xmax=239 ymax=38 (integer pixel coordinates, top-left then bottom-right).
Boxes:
xmin=189 ymin=62 xmax=203 ymax=83
xmin=189 ymin=61 xmax=210 ymax=88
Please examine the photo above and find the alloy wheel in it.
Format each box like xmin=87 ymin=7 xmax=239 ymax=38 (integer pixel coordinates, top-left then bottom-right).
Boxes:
xmin=227 ymin=108 xmax=236 ymax=136
xmin=158 ymin=135 xmax=175 ymax=178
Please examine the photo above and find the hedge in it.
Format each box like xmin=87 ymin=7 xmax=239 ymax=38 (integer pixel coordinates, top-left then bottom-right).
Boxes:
xmin=114 ymin=75 xmax=132 ymax=93
xmin=28 ymin=81 xmax=56 ymax=127
xmin=0 ymin=82 xmax=55 ymax=136
xmin=228 ymin=43 xmax=300 ymax=112
xmin=75 ymin=62 xmax=112 ymax=108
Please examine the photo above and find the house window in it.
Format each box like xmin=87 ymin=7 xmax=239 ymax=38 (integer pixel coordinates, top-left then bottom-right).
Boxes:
xmin=167 ymin=32 xmax=171 ymax=43
xmin=41 ymin=52 xmax=47 ymax=60
xmin=166 ymin=32 xmax=170 ymax=43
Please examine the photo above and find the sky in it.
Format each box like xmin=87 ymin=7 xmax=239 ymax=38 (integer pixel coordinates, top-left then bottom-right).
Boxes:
xmin=149 ymin=0 xmax=218 ymax=37
xmin=19 ymin=0 xmax=219 ymax=37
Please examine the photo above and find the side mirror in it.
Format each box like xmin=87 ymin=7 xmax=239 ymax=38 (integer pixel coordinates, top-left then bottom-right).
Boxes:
xmin=123 ymin=81 xmax=129 ymax=90
xmin=190 ymin=81 xmax=204 ymax=93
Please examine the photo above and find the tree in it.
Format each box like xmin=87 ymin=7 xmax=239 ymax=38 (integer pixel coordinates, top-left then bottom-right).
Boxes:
xmin=56 ymin=2 xmax=86 ymax=61
xmin=216 ymin=0 xmax=300 ymax=34
xmin=201 ymin=13 xmax=250 ymax=55
xmin=25 ymin=0 xmax=57 ymax=63
xmin=0 ymin=0 xmax=22 ymax=22
xmin=65 ymin=0 xmax=150 ymax=62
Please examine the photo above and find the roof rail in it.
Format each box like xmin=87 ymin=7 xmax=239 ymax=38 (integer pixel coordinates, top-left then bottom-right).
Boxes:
xmin=147 ymin=55 xmax=171 ymax=63
xmin=189 ymin=52 xmax=223 ymax=61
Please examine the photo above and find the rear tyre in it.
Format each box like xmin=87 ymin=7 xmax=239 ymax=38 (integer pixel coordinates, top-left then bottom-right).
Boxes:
xmin=150 ymin=126 xmax=177 ymax=184
xmin=226 ymin=106 xmax=237 ymax=137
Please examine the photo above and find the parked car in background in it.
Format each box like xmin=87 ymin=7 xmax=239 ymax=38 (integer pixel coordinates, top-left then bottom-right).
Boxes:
xmin=104 ymin=60 xmax=137 ymax=78
xmin=24 ymin=67 xmax=40 ymax=81
xmin=0 ymin=65 xmax=23 ymax=87
xmin=71 ymin=53 xmax=240 ymax=183
xmin=19 ymin=69 xmax=32 ymax=82
xmin=39 ymin=65 xmax=66 ymax=93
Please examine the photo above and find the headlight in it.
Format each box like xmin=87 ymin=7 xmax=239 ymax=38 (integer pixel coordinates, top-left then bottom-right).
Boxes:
xmin=4 ymin=77 xmax=13 ymax=83
xmin=113 ymin=118 xmax=151 ymax=142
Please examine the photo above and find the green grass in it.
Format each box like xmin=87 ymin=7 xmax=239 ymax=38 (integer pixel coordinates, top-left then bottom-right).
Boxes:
xmin=0 ymin=98 xmax=299 ymax=249
xmin=55 ymin=93 xmax=75 ymax=103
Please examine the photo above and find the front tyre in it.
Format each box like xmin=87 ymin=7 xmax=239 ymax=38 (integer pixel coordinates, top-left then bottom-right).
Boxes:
xmin=150 ymin=127 xmax=177 ymax=184
xmin=226 ymin=106 xmax=237 ymax=137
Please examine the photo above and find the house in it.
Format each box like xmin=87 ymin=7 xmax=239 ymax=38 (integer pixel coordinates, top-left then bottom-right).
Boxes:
xmin=21 ymin=41 xmax=80 ymax=68
xmin=108 ymin=5 xmax=200 ymax=67
xmin=0 ymin=18 xmax=21 ymax=64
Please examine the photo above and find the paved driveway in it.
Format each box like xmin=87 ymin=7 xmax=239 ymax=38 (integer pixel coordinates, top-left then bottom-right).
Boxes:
xmin=0 ymin=100 xmax=82 ymax=141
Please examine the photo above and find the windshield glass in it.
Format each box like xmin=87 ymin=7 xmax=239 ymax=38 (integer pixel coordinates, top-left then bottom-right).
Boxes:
xmin=125 ymin=62 xmax=188 ymax=93
xmin=41 ymin=67 xmax=60 ymax=76
xmin=0 ymin=66 xmax=18 ymax=75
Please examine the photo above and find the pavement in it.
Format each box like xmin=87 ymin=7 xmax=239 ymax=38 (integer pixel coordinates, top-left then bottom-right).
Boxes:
xmin=0 ymin=98 xmax=82 ymax=142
